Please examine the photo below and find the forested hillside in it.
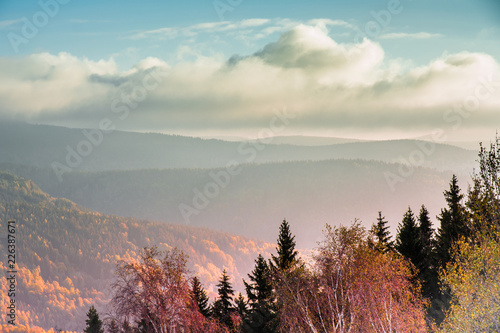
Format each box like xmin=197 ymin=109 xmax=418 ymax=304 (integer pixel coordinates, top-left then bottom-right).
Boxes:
xmin=0 ymin=122 xmax=476 ymax=173
xmin=2 ymin=159 xmax=461 ymax=247
xmin=0 ymin=171 xmax=274 ymax=332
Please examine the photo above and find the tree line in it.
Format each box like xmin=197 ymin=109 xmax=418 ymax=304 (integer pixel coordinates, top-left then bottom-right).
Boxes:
xmin=83 ymin=137 xmax=500 ymax=332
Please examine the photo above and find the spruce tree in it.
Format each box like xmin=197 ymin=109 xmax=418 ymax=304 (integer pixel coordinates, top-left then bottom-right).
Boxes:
xmin=83 ymin=305 xmax=104 ymax=333
xmin=432 ymin=175 xmax=469 ymax=324
xmin=213 ymin=269 xmax=236 ymax=329
xmin=243 ymin=254 xmax=277 ymax=332
xmin=271 ymin=219 xmax=298 ymax=271
xmin=371 ymin=211 xmax=393 ymax=253
xmin=418 ymin=205 xmax=433 ymax=255
xmin=395 ymin=207 xmax=423 ymax=268
xmin=191 ymin=276 xmax=211 ymax=318
xmin=236 ymin=292 xmax=247 ymax=318
xmin=417 ymin=205 xmax=437 ymax=298
xmin=435 ymin=175 xmax=469 ymax=268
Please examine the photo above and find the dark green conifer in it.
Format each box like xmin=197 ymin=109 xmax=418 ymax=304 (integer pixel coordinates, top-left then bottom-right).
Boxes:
xmin=271 ymin=219 xmax=298 ymax=271
xmin=435 ymin=175 xmax=469 ymax=268
xmin=83 ymin=305 xmax=104 ymax=333
xmin=243 ymin=254 xmax=277 ymax=332
xmin=395 ymin=207 xmax=423 ymax=267
xmin=213 ymin=269 xmax=236 ymax=329
xmin=191 ymin=276 xmax=211 ymax=318
xmin=371 ymin=211 xmax=393 ymax=253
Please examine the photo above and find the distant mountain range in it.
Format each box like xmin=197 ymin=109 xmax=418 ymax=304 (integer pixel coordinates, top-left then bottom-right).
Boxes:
xmin=0 ymin=121 xmax=479 ymax=249
xmin=0 ymin=171 xmax=274 ymax=331
xmin=203 ymin=135 xmax=366 ymax=146
xmin=2 ymin=159 xmax=460 ymax=249
xmin=0 ymin=122 xmax=477 ymax=175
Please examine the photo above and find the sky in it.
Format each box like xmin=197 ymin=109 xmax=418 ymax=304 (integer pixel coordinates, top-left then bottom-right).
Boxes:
xmin=0 ymin=0 xmax=499 ymax=141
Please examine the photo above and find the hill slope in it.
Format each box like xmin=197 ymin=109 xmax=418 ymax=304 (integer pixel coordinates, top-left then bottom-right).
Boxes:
xmin=1 ymin=159 xmax=464 ymax=248
xmin=0 ymin=171 xmax=274 ymax=332
xmin=0 ymin=122 xmax=476 ymax=174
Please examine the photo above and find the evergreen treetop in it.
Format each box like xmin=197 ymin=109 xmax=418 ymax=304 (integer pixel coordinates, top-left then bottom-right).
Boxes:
xmin=395 ymin=207 xmax=423 ymax=268
xmin=213 ymin=269 xmax=236 ymax=329
xmin=191 ymin=276 xmax=211 ymax=318
xmin=271 ymin=219 xmax=298 ymax=271
xmin=436 ymin=175 xmax=469 ymax=267
xmin=371 ymin=211 xmax=393 ymax=253
xmin=83 ymin=305 xmax=104 ymax=333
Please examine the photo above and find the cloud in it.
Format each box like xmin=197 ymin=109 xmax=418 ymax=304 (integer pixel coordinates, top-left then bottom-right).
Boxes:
xmin=0 ymin=24 xmax=498 ymax=139
xmin=126 ymin=18 xmax=353 ymax=42
xmin=379 ymin=32 xmax=443 ymax=40
xmin=0 ymin=19 xmax=22 ymax=29
xmin=127 ymin=19 xmax=272 ymax=40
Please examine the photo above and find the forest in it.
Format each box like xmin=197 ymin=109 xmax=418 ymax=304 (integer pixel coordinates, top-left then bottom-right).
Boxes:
xmin=78 ymin=138 xmax=500 ymax=332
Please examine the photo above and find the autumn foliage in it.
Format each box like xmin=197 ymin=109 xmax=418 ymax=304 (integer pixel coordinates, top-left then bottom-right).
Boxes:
xmin=276 ymin=223 xmax=428 ymax=332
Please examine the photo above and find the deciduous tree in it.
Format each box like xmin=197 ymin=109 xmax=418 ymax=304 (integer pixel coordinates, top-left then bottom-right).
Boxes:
xmin=277 ymin=223 xmax=428 ymax=332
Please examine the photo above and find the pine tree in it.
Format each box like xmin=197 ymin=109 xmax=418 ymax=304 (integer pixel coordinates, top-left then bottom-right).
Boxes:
xmin=432 ymin=175 xmax=470 ymax=324
xmin=435 ymin=175 xmax=469 ymax=268
xmin=371 ymin=211 xmax=393 ymax=253
xmin=271 ymin=219 xmax=298 ymax=271
xmin=213 ymin=269 xmax=236 ymax=329
xmin=83 ymin=305 xmax=104 ymax=333
xmin=417 ymin=205 xmax=437 ymax=299
xmin=418 ymin=205 xmax=433 ymax=255
xmin=236 ymin=292 xmax=247 ymax=317
xmin=395 ymin=207 xmax=423 ymax=268
xmin=191 ymin=276 xmax=211 ymax=318
xmin=243 ymin=254 xmax=277 ymax=332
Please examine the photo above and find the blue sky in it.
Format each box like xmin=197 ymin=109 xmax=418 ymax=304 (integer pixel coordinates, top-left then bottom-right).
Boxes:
xmin=0 ymin=0 xmax=499 ymax=140
xmin=1 ymin=0 xmax=499 ymax=67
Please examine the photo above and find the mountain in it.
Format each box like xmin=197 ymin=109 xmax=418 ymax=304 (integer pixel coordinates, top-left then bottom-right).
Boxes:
xmin=0 ymin=122 xmax=477 ymax=176
xmin=205 ymin=135 xmax=365 ymax=146
xmin=1 ymin=159 xmax=465 ymax=249
xmin=0 ymin=171 xmax=274 ymax=332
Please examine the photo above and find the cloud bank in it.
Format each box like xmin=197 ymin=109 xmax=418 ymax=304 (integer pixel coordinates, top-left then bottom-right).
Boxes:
xmin=0 ymin=23 xmax=499 ymax=139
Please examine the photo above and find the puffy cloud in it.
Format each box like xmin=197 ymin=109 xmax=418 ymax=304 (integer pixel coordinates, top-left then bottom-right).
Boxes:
xmin=0 ymin=24 xmax=499 ymax=139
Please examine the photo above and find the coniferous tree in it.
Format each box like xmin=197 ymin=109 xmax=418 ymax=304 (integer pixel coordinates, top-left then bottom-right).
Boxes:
xmin=418 ymin=205 xmax=434 ymax=256
xmin=271 ymin=219 xmax=298 ymax=271
xmin=191 ymin=276 xmax=211 ymax=318
xmin=435 ymin=175 xmax=469 ymax=268
xmin=432 ymin=175 xmax=470 ymax=324
xmin=83 ymin=305 xmax=104 ymax=333
xmin=243 ymin=254 xmax=277 ymax=332
xmin=213 ymin=269 xmax=236 ymax=329
xmin=371 ymin=211 xmax=393 ymax=253
xmin=417 ymin=205 xmax=437 ymax=298
xmin=395 ymin=207 xmax=423 ymax=268
xmin=236 ymin=292 xmax=247 ymax=318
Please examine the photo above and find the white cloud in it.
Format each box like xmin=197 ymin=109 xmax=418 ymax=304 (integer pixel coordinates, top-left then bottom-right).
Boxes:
xmin=126 ymin=17 xmax=352 ymax=42
xmin=0 ymin=24 xmax=498 ymax=138
xmin=379 ymin=32 xmax=443 ymax=40
xmin=0 ymin=19 xmax=22 ymax=29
